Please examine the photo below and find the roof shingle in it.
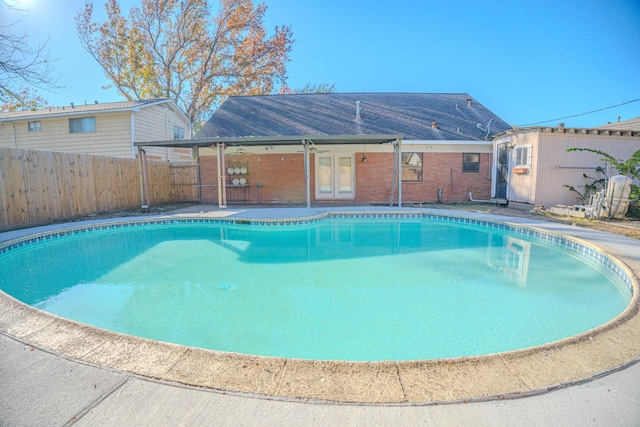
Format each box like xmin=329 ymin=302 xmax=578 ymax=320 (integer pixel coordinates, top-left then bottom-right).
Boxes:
xmin=197 ymin=93 xmax=511 ymax=141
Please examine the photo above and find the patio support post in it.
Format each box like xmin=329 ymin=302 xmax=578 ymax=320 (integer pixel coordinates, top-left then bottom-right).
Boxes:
xmin=216 ymin=142 xmax=227 ymax=209
xmin=221 ymin=143 xmax=227 ymax=207
xmin=397 ymin=138 xmax=402 ymax=207
xmin=193 ymin=147 xmax=202 ymax=204
xmin=303 ymin=139 xmax=311 ymax=208
xmin=390 ymin=141 xmax=398 ymax=206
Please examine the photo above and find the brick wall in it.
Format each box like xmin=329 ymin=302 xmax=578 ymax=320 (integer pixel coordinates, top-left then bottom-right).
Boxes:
xmin=200 ymin=153 xmax=312 ymax=203
xmin=200 ymin=151 xmax=492 ymax=204
xmin=355 ymin=153 xmax=395 ymax=203
xmin=410 ymin=152 xmax=493 ymax=203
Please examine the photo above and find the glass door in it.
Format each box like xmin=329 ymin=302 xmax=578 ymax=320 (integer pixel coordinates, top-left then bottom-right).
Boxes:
xmin=494 ymin=142 xmax=509 ymax=199
xmin=315 ymin=154 xmax=355 ymax=200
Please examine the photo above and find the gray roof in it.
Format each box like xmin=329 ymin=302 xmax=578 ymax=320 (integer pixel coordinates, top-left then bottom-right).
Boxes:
xmin=0 ymin=99 xmax=185 ymax=121
xmin=197 ymin=93 xmax=511 ymax=141
xmin=597 ymin=116 xmax=640 ymax=131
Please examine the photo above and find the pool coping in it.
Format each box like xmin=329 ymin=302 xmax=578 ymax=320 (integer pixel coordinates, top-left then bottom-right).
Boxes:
xmin=1 ymin=207 xmax=639 ymax=404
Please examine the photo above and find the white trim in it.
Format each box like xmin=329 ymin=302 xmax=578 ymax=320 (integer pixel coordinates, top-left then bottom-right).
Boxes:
xmin=1 ymin=106 xmax=143 ymax=122
xmin=405 ymin=140 xmax=492 ymax=146
xmin=314 ymin=153 xmax=356 ymax=200
xmin=0 ymin=99 xmax=190 ymax=125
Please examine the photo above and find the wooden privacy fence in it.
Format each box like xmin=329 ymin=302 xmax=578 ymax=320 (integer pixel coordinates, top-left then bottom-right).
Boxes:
xmin=0 ymin=147 xmax=195 ymax=231
xmin=169 ymin=162 xmax=200 ymax=202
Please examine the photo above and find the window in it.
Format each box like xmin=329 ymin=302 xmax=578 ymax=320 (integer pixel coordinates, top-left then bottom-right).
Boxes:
xmin=462 ymin=153 xmax=480 ymax=173
xmin=69 ymin=117 xmax=96 ymax=133
xmin=401 ymin=152 xmax=423 ymax=181
xmin=513 ymin=145 xmax=532 ymax=167
xmin=28 ymin=121 xmax=41 ymax=132
xmin=173 ymin=126 xmax=185 ymax=140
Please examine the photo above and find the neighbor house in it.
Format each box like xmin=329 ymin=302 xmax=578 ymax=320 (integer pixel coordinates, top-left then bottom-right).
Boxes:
xmin=598 ymin=116 xmax=640 ymax=131
xmin=491 ymin=125 xmax=640 ymax=210
xmin=144 ymin=93 xmax=510 ymax=207
xmin=0 ymin=99 xmax=192 ymax=161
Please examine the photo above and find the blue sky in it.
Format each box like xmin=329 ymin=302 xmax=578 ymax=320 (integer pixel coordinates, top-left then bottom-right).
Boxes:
xmin=6 ymin=0 xmax=640 ymax=128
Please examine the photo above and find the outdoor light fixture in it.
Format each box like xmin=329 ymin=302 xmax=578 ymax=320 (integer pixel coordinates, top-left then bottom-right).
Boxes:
xmin=363 ymin=146 xmax=367 ymax=162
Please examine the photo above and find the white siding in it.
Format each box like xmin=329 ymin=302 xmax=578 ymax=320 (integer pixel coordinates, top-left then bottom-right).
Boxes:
xmin=0 ymin=112 xmax=133 ymax=158
xmin=0 ymin=101 xmax=192 ymax=161
xmin=134 ymin=104 xmax=191 ymax=161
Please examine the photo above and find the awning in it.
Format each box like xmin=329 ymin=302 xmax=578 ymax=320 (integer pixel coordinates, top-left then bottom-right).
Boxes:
xmin=135 ymin=134 xmax=403 ymax=210
xmin=134 ymin=133 xmax=403 ymax=148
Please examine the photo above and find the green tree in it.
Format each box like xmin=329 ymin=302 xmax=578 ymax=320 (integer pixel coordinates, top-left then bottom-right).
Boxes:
xmin=76 ymin=0 xmax=294 ymax=128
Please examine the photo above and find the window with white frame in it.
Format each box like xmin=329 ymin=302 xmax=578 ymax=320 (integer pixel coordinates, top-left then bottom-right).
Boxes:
xmin=401 ymin=152 xmax=423 ymax=181
xmin=173 ymin=125 xmax=185 ymax=140
xmin=28 ymin=121 xmax=41 ymax=132
xmin=69 ymin=117 xmax=96 ymax=133
xmin=513 ymin=145 xmax=532 ymax=167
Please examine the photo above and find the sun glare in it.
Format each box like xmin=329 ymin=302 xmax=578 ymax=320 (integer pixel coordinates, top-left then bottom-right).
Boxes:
xmin=10 ymin=0 xmax=34 ymax=8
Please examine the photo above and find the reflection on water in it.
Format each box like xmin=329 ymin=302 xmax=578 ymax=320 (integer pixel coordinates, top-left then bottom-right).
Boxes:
xmin=487 ymin=234 xmax=531 ymax=286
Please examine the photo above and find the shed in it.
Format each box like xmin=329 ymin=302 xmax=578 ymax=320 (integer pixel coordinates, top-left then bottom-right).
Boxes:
xmin=491 ymin=126 xmax=640 ymax=209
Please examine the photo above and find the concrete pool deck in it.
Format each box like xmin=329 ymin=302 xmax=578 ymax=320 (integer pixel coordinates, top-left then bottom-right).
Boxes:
xmin=1 ymin=206 xmax=640 ymax=425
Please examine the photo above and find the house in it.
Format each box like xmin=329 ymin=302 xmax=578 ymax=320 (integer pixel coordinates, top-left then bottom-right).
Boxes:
xmin=173 ymin=93 xmax=511 ymax=206
xmin=491 ymin=125 xmax=640 ymax=210
xmin=0 ymin=99 xmax=192 ymax=161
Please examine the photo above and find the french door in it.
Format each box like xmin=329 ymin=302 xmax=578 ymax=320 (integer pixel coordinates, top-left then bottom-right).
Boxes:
xmin=315 ymin=153 xmax=355 ymax=200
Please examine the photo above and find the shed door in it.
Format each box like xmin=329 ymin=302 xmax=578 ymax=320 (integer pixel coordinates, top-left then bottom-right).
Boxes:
xmin=315 ymin=154 xmax=355 ymax=200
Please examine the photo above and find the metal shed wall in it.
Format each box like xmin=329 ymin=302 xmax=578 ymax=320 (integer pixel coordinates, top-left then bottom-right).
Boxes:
xmin=535 ymin=131 xmax=640 ymax=208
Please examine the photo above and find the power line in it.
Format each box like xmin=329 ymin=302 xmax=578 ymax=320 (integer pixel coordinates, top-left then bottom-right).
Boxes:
xmin=516 ymin=98 xmax=640 ymax=127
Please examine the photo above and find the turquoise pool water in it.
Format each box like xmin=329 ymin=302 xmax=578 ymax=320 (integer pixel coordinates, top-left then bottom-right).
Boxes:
xmin=0 ymin=217 xmax=631 ymax=361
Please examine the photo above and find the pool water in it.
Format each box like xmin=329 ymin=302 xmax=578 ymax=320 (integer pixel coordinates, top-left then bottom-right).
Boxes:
xmin=0 ymin=218 xmax=630 ymax=361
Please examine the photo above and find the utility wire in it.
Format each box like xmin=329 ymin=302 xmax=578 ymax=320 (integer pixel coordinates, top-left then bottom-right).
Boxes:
xmin=516 ymin=98 xmax=640 ymax=127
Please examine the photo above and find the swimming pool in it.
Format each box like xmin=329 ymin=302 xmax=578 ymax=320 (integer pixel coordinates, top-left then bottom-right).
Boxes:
xmin=0 ymin=212 xmax=632 ymax=362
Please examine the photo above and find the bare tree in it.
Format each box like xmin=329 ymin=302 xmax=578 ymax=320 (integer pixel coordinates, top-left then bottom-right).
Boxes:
xmin=0 ymin=0 xmax=60 ymax=110
xmin=279 ymin=82 xmax=337 ymax=94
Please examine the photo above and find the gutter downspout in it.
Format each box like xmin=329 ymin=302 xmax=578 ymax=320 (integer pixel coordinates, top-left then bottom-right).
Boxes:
xmin=139 ymin=148 xmax=151 ymax=212
xmin=137 ymin=147 xmax=145 ymax=207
